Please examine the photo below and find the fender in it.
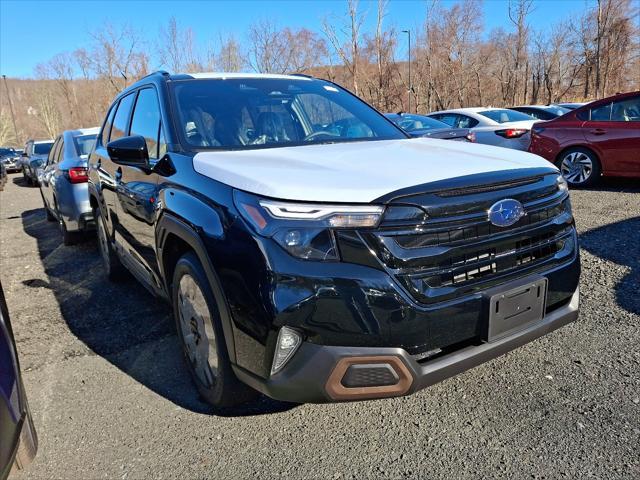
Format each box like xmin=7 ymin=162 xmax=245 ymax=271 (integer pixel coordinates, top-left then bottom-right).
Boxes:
xmin=87 ymin=177 xmax=115 ymax=238
xmin=156 ymin=212 xmax=237 ymax=363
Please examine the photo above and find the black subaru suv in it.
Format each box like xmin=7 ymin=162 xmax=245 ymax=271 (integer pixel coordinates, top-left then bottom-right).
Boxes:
xmin=88 ymin=72 xmax=580 ymax=406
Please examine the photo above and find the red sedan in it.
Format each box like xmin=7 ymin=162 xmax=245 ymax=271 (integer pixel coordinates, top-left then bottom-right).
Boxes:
xmin=529 ymin=91 xmax=640 ymax=187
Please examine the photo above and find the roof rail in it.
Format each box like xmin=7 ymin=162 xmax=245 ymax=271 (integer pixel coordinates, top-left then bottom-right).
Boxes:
xmin=291 ymin=73 xmax=314 ymax=79
xmin=137 ymin=70 xmax=170 ymax=82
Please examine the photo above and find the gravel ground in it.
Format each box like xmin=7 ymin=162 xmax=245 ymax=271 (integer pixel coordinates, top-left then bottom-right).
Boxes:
xmin=1 ymin=173 xmax=638 ymax=480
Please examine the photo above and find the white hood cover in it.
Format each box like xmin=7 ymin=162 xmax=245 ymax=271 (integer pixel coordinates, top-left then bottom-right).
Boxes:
xmin=193 ymin=138 xmax=555 ymax=203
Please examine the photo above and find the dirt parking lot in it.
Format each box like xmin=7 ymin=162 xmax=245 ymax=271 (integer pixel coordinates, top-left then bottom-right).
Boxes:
xmin=1 ymin=173 xmax=638 ymax=479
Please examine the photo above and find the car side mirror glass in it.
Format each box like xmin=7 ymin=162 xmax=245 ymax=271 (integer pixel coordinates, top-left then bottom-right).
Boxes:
xmin=106 ymin=135 xmax=150 ymax=170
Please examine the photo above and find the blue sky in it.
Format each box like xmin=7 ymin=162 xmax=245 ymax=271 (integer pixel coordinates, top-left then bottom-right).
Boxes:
xmin=1 ymin=0 xmax=591 ymax=78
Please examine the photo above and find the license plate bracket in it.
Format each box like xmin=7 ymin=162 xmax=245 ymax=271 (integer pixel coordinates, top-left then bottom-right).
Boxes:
xmin=486 ymin=277 xmax=547 ymax=342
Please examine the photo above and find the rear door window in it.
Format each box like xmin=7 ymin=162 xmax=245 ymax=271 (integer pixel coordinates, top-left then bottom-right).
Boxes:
xmin=455 ymin=115 xmax=479 ymax=128
xmin=589 ymin=103 xmax=612 ymax=121
xmin=432 ymin=114 xmax=457 ymax=127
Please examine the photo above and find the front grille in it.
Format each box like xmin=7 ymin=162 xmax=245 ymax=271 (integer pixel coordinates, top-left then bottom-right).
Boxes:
xmin=362 ymin=175 xmax=577 ymax=304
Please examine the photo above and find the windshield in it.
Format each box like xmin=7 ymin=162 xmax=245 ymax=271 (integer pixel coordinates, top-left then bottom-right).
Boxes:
xmin=172 ymin=78 xmax=406 ymax=150
xmin=34 ymin=142 xmax=53 ymax=155
xmin=386 ymin=114 xmax=451 ymax=132
xmin=73 ymin=134 xmax=97 ymax=156
xmin=479 ymin=109 xmax=534 ymax=123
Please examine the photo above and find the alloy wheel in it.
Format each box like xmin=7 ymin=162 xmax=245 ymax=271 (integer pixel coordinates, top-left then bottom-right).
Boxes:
xmin=560 ymin=151 xmax=593 ymax=185
xmin=177 ymin=274 xmax=219 ymax=388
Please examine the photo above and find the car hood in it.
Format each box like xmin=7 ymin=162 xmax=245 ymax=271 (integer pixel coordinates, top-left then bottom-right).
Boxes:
xmin=193 ymin=138 xmax=556 ymax=203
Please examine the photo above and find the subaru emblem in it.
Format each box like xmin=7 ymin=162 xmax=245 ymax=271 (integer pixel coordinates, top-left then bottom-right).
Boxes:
xmin=488 ymin=199 xmax=525 ymax=227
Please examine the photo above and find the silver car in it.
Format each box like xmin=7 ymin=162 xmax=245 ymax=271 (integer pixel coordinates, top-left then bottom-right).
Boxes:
xmin=39 ymin=128 xmax=99 ymax=245
xmin=21 ymin=140 xmax=54 ymax=185
xmin=426 ymin=107 xmax=539 ymax=151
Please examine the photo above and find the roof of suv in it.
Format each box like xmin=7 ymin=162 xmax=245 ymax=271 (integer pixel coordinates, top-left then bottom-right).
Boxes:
xmin=118 ymin=70 xmax=316 ymax=99
xmin=178 ymin=72 xmax=313 ymax=81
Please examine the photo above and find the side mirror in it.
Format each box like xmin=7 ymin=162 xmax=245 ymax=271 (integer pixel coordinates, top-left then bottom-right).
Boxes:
xmin=106 ymin=135 xmax=149 ymax=169
xmin=21 ymin=152 xmax=28 ymax=157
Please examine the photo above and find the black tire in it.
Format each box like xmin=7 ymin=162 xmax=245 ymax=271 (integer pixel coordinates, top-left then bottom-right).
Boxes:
xmin=41 ymin=192 xmax=56 ymax=221
xmin=556 ymin=147 xmax=601 ymax=188
xmin=172 ymin=252 xmax=257 ymax=408
xmin=95 ymin=208 xmax=125 ymax=281
xmin=54 ymin=199 xmax=76 ymax=246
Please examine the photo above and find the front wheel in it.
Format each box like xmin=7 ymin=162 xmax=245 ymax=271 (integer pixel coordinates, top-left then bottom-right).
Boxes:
xmin=172 ymin=252 xmax=256 ymax=408
xmin=557 ymin=147 xmax=601 ymax=187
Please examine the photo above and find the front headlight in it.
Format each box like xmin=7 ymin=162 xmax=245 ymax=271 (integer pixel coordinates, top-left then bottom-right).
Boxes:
xmin=234 ymin=190 xmax=384 ymax=261
xmin=556 ymin=174 xmax=569 ymax=192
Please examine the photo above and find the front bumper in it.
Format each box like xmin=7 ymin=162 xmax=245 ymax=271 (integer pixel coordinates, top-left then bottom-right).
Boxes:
xmin=234 ymin=287 xmax=579 ymax=403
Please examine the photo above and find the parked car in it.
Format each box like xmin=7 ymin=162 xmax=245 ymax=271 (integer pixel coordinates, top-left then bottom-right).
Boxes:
xmin=0 ymin=162 xmax=6 ymax=191
xmin=89 ymin=71 xmax=579 ymax=407
xmin=509 ymin=105 xmax=571 ymax=121
xmin=553 ymin=102 xmax=587 ymax=110
xmin=529 ymin=90 xmax=640 ymax=187
xmin=426 ymin=107 xmax=538 ymax=150
xmin=0 ymin=147 xmax=21 ymax=173
xmin=38 ymin=128 xmax=99 ymax=245
xmin=0 ymin=281 xmax=38 ymax=479
xmin=21 ymin=140 xmax=54 ymax=186
xmin=384 ymin=113 xmax=474 ymax=141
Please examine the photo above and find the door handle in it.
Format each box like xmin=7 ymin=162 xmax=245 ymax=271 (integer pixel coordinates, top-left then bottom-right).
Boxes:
xmin=590 ymin=128 xmax=606 ymax=135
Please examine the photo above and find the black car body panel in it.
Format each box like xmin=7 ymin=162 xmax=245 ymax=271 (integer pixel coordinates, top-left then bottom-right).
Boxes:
xmin=0 ymin=282 xmax=37 ymax=479
xmin=88 ymin=72 xmax=580 ymax=404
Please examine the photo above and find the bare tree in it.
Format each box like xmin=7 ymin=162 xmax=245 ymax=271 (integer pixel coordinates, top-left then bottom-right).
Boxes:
xmin=322 ymin=0 xmax=366 ymax=94
xmin=0 ymin=111 xmax=16 ymax=146
xmin=34 ymin=88 xmax=61 ymax=139
xmin=86 ymin=23 xmax=149 ymax=95
xmin=214 ymin=34 xmax=245 ymax=72
xmin=157 ymin=17 xmax=203 ymax=72
xmin=248 ymin=20 xmax=326 ymax=74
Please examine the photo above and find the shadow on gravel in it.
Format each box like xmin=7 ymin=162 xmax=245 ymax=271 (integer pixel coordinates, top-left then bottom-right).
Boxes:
xmin=575 ymin=177 xmax=640 ymax=193
xmin=21 ymin=207 xmax=296 ymax=417
xmin=579 ymin=215 xmax=640 ymax=315
xmin=12 ymin=175 xmax=34 ymax=187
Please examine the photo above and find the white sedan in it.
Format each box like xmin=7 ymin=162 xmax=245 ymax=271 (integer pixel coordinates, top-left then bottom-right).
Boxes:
xmin=426 ymin=107 xmax=538 ymax=151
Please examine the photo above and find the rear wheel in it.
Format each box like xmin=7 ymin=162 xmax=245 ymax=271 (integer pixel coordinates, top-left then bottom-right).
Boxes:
xmin=40 ymin=192 xmax=55 ymax=221
xmin=172 ymin=252 xmax=256 ymax=408
xmin=557 ymin=147 xmax=601 ymax=187
xmin=95 ymin=208 xmax=125 ymax=281
xmin=55 ymin=199 xmax=76 ymax=246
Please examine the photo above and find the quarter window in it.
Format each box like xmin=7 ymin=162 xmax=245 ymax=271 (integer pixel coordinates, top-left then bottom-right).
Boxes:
xmin=110 ymin=93 xmax=136 ymax=142
xmin=130 ymin=88 xmax=162 ymax=159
